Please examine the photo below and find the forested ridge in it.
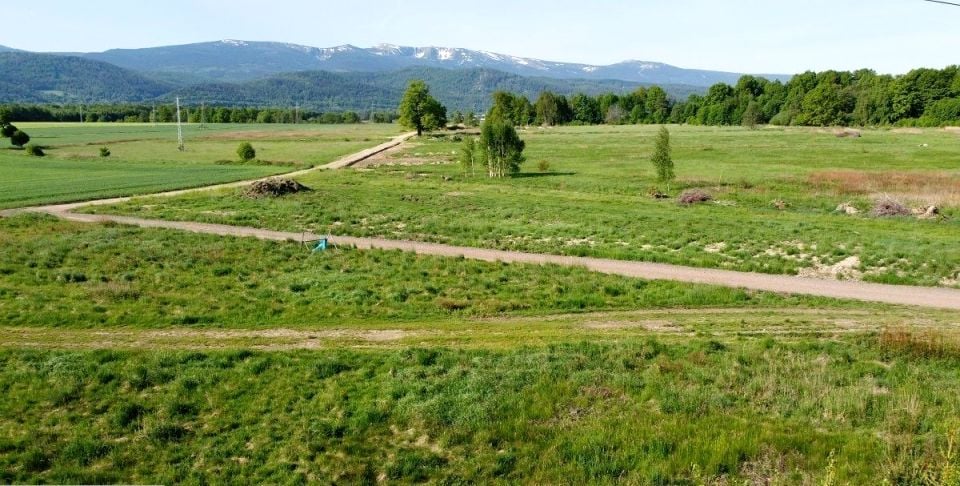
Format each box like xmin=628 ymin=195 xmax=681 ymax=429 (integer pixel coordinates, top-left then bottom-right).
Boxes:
xmin=490 ymin=67 xmax=960 ymax=127
xmin=2 ymin=49 xmax=958 ymax=126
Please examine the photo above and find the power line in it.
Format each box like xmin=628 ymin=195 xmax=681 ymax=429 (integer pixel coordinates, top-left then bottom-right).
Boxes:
xmin=922 ymin=0 xmax=960 ymax=7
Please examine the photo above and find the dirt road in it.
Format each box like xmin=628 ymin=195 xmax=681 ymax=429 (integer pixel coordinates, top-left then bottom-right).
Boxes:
xmin=3 ymin=131 xmax=959 ymax=310
xmin=41 ymin=212 xmax=960 ymax=310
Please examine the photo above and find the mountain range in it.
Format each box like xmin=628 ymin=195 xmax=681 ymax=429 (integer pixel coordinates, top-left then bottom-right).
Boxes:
xmin=66 ymin=40 xmax=789 ymax=86
xmin=0 ymin=39 xmax=791 ymax=111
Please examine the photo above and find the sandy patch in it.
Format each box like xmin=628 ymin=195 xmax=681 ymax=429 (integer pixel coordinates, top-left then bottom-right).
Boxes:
xmin=798 ymin=256 xmax=862 ymax=281
xmin=704 ymin=242 xmax=727 ymax=254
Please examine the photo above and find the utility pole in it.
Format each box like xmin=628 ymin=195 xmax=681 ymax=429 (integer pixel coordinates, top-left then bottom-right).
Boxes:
xmin=294 ymin=103 xmax=299 ymax=124
xmin=79 ymin=104 xmax=83 ymax=123
xmin=200 ymin=102 xmax=206 ymax=129
xmin=176 ymin=97 xmax=185 ymax=152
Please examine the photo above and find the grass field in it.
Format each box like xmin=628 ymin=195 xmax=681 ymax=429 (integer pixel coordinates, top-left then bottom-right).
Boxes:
xmin=90 ymin=125 xmax=960 ymax=287
xmin=4 ymin=124 xmax=960 ymax=483
xmin=2 ymin=215 xmax=960 ymax=483
xmin=0 ymin=123 xmax=401 ymax=208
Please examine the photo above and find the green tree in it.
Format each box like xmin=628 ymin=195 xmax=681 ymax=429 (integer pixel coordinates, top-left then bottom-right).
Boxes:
xmin=398 ymin=80 xmax=447 ymax=136
xmin=10 ymin=129 xmax=30 ymax=148
xmin=487 ymin=91 xmax=532 ymax=126
xmin=741 ymin=101 xmax=761 ymax=129
xmin=535 ymin=91 xmax=564 ymax=126
xmin=644 ymin=86 xmax=671 ymax=124
xmin=459 ymin=137 xmax=479 ymax=176
xmin=651 ymin=126 xmax=675 ymax=188
xmin=570 ymin=93 xmax=601 ymax=124
xmin=480 ymin=120 xmax=525 ymax=178
xmin=236 ymin=142 xmax=256 ymax=161
xmin=465 ymin=111 xmax=479 ymax=127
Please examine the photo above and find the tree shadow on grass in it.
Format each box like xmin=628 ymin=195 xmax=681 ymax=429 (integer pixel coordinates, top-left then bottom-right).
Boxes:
xmin=511 ymin=172 xmax=577 ymax=178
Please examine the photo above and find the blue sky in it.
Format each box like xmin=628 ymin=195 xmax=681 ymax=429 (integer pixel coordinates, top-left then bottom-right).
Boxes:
xmin=3 ymin=0 xmax=958 ymax=74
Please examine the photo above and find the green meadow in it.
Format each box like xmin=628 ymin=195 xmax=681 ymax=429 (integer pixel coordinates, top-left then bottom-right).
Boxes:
xmin=0 ymin=122 xmax=401 ymax=208
xmin=91 ymin=125 xmax=960 ymax=286
xmin=3 ymin=124 xmax=960 ymax=483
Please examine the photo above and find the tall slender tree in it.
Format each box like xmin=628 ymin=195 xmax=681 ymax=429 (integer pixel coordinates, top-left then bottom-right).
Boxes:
xmin=651 ymin=126 xmax=675 ymax=190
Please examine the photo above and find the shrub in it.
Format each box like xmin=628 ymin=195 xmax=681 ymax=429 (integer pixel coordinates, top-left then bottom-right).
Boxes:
xmin=236 ymin=142 xmax=256 ymax=162
xmin=25 ymin=144 xmax=44 ymax=156
xmin=0 ymin=123 xmax=16 ymax=138
xmin=99 ymin=147 xmax=111 ymax=157
xmin=679 ymin=189 xmax=713 ymax=205
xmin=11 ymin=129 xmax=30 ymax=147
xmin=537 ymin=159 xmax=551 ymax=172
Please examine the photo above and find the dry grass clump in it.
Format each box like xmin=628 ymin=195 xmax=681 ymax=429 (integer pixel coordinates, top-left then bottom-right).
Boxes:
xmin=244 ymin=178 xmax=311 ymax=198
xmin=808 ymin=170 xmax=960 ymax=198
xmin=872 ymin=195 xmax=911 ymax=217
xmin=880 ymin=328 xmax=960 ymax=360
xmin=678 ymin=189 xmax=713 ymax=205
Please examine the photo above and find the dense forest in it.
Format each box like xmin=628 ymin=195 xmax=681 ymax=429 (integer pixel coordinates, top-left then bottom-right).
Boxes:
xmin=495 ymin=67 xmax=960 ymax=127
xmin=4 ymin=65 xmax=958 ymax=127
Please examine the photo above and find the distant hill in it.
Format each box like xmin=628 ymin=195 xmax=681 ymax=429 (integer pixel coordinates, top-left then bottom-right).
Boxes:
xmin=0 ymin=50 xmax=704 ymax=111
xmin=0 ymin=52 xmax=173 ymax=103
xmin=72 ymin=40 xmax=790 ymax=86
xmin=0 ymin=45 xmax=19 ymax=53
xmin=170 ymin=67 xmax=702 ymax=112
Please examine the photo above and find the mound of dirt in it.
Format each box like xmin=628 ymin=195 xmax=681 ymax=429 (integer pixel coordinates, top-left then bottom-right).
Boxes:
xmin=678 ymin=189 xmax=713 ymax=205
xmin=872 ymin=196 xmax=910 ymax=217
xmin=244 ymin=178 xmax=311 ymax=198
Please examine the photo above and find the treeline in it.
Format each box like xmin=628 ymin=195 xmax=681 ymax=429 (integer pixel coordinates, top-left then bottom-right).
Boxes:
xmin=489 ymin=66 xmax=960 ymax=127
xmin=0 ymin=104 xmax=399 ymax=124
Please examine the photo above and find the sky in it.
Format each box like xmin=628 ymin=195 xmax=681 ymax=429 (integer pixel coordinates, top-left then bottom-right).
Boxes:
xmin=3 ymin=0 xmax=959 ymax=74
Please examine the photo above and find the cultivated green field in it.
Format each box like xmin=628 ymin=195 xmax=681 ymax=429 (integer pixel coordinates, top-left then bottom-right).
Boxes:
xmin=91 ymin=125 xmax=960 ymax=286
xmin=0 ymin=123 xmax=401 ymax=208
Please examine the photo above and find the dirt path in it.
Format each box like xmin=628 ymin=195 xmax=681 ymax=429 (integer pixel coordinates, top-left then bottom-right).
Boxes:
xmin=32 ymin=212 xmax=960 ymax=310
xmin=2 ymin=131 xmax=959 ymax=310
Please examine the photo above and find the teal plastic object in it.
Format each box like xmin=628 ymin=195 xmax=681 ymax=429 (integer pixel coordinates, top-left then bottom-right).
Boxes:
xmin=313 ymin=238 xmax=328 ymax=252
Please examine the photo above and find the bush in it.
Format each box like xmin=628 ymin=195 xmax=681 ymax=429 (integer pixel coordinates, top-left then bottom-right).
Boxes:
xmin=25 ymin=144 xmax=44 ymax=156
xmin=10 ymin=129 xmax=30 ymax=147
xmin=99 ymin=147 xmax=111 ymax=157
xmin=678 ymin=189 xmax=713 ymax=205
xmin=537 ymin=160 xmax=551 ymax=172
xmin=0 ymin=123 xmax=15 ymax=138
xmin=236 ymin=142 xmax=256 ymax=162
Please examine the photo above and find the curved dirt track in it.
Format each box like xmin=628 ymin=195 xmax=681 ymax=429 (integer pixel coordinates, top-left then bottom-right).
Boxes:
xmin=3 ymin=131 xmax=959 ymax=310
xmin=41 ymin=212 xmax=960 ymax=310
